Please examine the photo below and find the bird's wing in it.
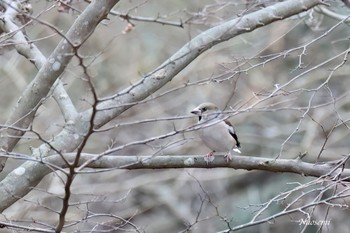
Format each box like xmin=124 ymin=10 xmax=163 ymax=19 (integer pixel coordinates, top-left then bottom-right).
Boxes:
xmin=224 ymin=120 xmax=241 ymax=148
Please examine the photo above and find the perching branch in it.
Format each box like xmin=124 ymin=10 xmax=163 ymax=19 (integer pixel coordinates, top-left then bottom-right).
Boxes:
xmin=0 ymin=153 xmax=349 ymax=212
xmin=54 ymin=154 xmax=350 ymax=179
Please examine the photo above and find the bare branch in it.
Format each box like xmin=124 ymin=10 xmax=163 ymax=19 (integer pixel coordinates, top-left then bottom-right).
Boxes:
xmin=0 ymin=0 xmax=334 ymax=232
xmin=0 ymin=0 xmax=120 ymax=153
xmin=110 ymin=9 xmax=184 ymax=28
xmin=93 ymin=0 xmax=322 ymax=127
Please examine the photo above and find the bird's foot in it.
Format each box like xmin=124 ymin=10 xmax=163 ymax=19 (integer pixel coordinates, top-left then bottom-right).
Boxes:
xmin=204 ymin=151 xmax=215 ymax=164
xmin=224 ymin=154 xmax=233 ymax=163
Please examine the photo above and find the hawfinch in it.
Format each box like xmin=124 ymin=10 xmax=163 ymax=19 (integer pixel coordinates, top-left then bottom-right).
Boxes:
xmin=191 ymin=102 xmax=241 ymax=163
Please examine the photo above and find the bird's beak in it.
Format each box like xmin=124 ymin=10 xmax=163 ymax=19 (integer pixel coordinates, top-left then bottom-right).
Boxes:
xmin=191 ymin=108 xmax=201 ymax=115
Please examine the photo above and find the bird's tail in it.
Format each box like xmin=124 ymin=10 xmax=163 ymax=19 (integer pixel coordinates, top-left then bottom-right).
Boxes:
xmin=232 ymin=147 xmax=241 ymax=154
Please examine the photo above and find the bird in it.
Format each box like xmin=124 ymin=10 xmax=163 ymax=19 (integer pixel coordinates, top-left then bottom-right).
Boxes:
xmin=191 ymin=102 xmax=241 ymax=163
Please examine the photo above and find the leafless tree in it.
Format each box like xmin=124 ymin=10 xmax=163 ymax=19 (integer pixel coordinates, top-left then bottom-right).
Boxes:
xmin=1 ymin=0 xmax=350 ymax=232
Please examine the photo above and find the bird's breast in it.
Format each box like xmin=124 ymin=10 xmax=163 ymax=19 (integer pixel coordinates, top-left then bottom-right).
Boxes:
xmin=198 ymin=124 xmax=234 ymax=152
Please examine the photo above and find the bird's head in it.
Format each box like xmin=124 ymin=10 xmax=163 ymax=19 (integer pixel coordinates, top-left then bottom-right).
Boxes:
xmin=191 ymin=102 xmax=220 ymax=121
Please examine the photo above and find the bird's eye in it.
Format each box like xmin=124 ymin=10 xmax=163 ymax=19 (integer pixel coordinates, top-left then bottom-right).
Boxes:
xmin=202 ymin=107 xmax=207 ymax=112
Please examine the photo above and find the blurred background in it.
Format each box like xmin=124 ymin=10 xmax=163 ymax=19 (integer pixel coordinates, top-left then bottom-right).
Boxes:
xmin=1 ymin=0 xmax=350 ymax=232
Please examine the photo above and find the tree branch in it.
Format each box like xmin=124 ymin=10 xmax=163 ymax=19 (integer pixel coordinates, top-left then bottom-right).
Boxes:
xmin=61 ymin=154 xmax=350 ymax=180
xmin=0 ymin=153 xmax=349 ymax=212
xmin=93 ymin=0 xmax=322 ymax=128
xmin=0 ymin=0 xmax=119 ymax=154
xmin=0 ymin=0 xmax=323 ymax=212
